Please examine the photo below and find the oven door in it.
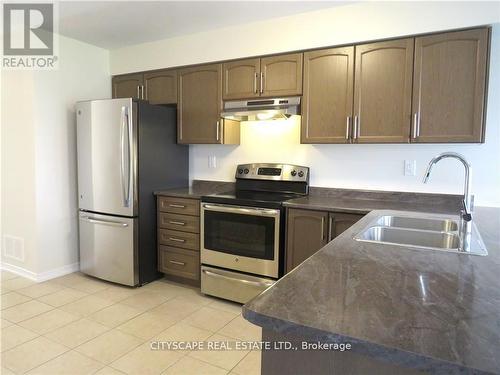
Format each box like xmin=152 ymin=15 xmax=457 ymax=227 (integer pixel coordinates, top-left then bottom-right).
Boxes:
xmin=201 ymin=203 xmax=280 ymax=278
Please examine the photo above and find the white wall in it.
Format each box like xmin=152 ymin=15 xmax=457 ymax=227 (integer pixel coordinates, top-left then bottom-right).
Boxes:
xmin=110 ymin=1 xmax=500 ymax=207
xmin=110 ymin=1 xmax=500 ymax=74
xmin=1 ymin=71 xmax=38 ymax=273
xmin=1 ymin=35 xmax=110 ymax=279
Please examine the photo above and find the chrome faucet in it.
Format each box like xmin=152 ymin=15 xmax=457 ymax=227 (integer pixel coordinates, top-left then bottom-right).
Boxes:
xmin=423 ymin=152 xmax=473 ymax=251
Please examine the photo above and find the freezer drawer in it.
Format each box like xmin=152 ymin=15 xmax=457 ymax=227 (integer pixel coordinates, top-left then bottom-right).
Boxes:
xmin=79 ymin=212 xmax=138 ymax=286
xmin=201 ymin=265 xmax=275 ymax=304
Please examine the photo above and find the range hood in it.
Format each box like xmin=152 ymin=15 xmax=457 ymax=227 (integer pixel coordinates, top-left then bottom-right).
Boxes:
xmin=221 ymin=97 xmax=300 ymax=121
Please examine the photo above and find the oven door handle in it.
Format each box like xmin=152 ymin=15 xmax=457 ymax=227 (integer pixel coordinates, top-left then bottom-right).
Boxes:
xmin=202 ymin=269 xmax=275 ymax=288
xmin=202 ymin=203 xmax=279 ymax=217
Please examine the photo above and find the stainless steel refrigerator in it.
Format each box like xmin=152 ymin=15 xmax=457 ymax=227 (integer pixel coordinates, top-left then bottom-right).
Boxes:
xmin=76 ymin=98 xmax=188 ymax=286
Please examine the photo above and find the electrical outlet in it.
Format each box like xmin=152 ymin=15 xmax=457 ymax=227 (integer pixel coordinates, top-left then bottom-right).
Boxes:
xmin=404 ymin=160 xmax=416 ymax=176
xmin=208 ymin=155 xmax=217 ymax=169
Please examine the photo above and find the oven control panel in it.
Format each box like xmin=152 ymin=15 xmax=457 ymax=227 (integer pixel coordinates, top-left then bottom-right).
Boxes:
xmin=235 ymin=163 xmax=309 ymax=182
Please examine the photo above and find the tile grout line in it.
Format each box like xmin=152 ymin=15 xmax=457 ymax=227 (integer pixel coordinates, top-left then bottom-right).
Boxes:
xmin=2 ymin=273 xmax=254 ymax=375
xmin=1 ymin=333 xmax=74 ymax=374
xmin=22 ymin=345 xmax=105 ymax=375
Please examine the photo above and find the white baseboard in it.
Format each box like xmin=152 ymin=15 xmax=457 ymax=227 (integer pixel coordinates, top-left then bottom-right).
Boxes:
xmin=0 ymin=262 xmax=80 ymax=282
xmin=0 ymin=262 xmax=38 ymax=281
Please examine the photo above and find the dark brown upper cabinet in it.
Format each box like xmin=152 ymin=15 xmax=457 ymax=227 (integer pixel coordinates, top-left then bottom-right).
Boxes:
xmin=261 ymin=53 xmax=303 ymax=97
xmin=301 ymin=47 xmax=354 ymax=144
xmin=411 ymin=28 xmax=489 ymax=143
xmin=143 ymin=69 xmax=177 ymax=105
xmin=178 ymin=64 xmax=239 ymax=145
xmin=222 ymin=53 xmax=303 ymax=100
xmin=112 ymin=73 xmax=143 ymax=99
xmin=353 ymin=38 xmax=414 ymax=143
xmin=178 ymin=64 xmax=222 ymax=144
xmin=222 ymin=58 xmax=261 ymax=100
xmin=112 ymin=27 xmax=490 ymax=145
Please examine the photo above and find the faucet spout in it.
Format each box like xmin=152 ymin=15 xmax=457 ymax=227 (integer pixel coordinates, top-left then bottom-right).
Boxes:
xmin=422 ymin=152 xmax=473 ymax=251
xmin=422 ymin=163 xmax=434 ymax=183
xmin=422 ymin=152 xmax=472 ymax=210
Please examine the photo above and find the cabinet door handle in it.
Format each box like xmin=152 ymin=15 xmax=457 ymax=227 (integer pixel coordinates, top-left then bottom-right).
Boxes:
xmin=168 ymin=237 xmax=186 ymax=243
xmin=260 ymin=72 xmax=264 ymax=94
xmin=412 ymin=113 xmax=418 ymax=138
xmin=345 ymin=117 xmax=351 ymax=140
xmin=416 ymin=112 xmax=420 ymax=137
xmin=353 ymin=116 xmax=359 ymax=139
xmin=168 ymin=204 xmax=185 ymax=208
xmin=216 ymin=121 xmax=220 ymax=141
xmin=254 ymin=72 xmax=258 ymax=94
xmin=169 ymin=220 xmax=186 ymax=226
xmin=137 ymin=86 xmax=140 ymax=99
xmin=320 ymin=217 xmax=325 ymax=241
xmin=141 ymin=85 xmax=145 ymax=100
xmin=169 ymin=260 xmax=186 ymax=266
xmin=328 ymin=216 xmax=335 ymax=242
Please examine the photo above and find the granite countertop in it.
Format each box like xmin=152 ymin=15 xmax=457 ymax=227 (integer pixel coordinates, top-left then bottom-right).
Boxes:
xmin=243 ymin=207 xmax=500 ymax=374
xmin=284 ymin=188 xmax=462 ymax=214
xmin=154 ymin=180 xmax=234 ymax=199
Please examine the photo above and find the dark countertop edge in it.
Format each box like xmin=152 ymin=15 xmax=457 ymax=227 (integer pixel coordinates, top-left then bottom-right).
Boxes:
xmin=153 ymin=180 xmax=235 ymax=199
xmin=153 ymin=189 xmax=203 ymax=198
xmin=282 ymin=201 xmax=371 ymax=214
xmin=242 ymin=300 xmax=490 ymax=375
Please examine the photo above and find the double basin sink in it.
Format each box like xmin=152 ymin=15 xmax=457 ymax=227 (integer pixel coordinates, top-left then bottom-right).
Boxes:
xmin=354 ymin=212 xmax=488 ymax=256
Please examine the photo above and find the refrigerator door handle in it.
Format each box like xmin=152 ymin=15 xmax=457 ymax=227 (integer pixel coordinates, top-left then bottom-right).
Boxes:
xmin=120 ymin=106 xmax=128 ymax=207
xmin=81 ymin=215 xmax=129 ymax=227
xmin=126 ymin=105 xmax=133 ymax=208
xmin=120 ymin=106 xmax=131 ymax=207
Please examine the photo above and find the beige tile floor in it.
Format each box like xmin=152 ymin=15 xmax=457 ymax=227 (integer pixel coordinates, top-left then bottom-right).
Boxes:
xmin=0 ymin=270 xmax=262 ymax=375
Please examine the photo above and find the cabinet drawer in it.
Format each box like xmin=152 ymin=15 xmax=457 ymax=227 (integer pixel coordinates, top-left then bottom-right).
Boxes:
xmin=158 ymin=212 xmax=199 ymax=233
xmin=158 ymin=196 xmax=200 ymax=216
xmin=158 ymin=229 xmax=199 ymax=250
xmin=159 ymin=246 xmax=199 ymax=280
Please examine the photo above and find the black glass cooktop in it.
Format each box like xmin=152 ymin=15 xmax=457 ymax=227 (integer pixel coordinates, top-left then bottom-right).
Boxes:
xmin=202 ymin=190 xmax=303 ymax=209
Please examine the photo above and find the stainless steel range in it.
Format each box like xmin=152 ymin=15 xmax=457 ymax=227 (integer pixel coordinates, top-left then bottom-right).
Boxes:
xmin=200 ymin=163 xmax=309 ymax=303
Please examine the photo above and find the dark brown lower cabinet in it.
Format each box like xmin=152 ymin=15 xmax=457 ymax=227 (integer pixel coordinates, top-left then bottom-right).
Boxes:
xmin=286 ymin=208 xmax=364 ymax=273
xmin=157 ymin=195 xmax=201 ymax=284
xmin=328 ymin=212 xmax=363 ymax=241
xmin=158 ymin=246 xmax=199 ymax=280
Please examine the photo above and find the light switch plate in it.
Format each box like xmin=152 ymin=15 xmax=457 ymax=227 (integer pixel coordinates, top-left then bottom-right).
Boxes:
xmin=404 ymin=160 xmax=416 ymax=176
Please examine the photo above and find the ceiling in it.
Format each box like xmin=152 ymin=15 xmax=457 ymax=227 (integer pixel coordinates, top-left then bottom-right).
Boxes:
xmin=58 ymin=1 xmax=351 ymax=50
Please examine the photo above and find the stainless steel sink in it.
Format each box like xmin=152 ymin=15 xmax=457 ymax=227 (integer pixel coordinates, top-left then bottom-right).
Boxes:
xmin=356 ymin=226 xmax=460 ymax=250
xmin=375 ymin=215 xmax=458 ymax=232
xmin=354 ymin=212 xmax=488 ymax=256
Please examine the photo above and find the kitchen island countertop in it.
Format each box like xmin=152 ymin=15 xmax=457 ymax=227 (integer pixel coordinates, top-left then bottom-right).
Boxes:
xmin=243 ymin=206 xmax=500 ymax=374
